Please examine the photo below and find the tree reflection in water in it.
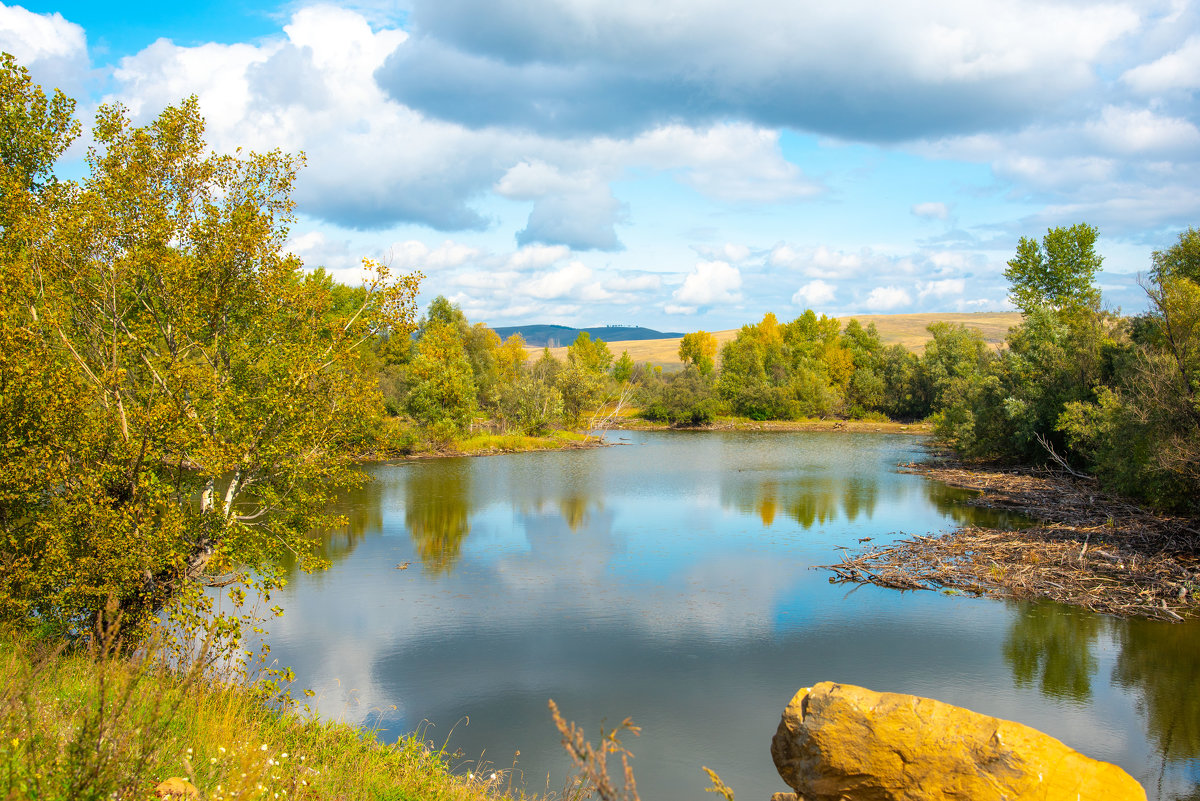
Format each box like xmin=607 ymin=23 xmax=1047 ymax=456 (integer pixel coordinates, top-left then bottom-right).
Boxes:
xmin=1002 ymin=600 xmax=1200 ymax=796
xmin=1002 ymin=601 xmax=1103 ymax=702
xmin=281 ymin=477 xmax=386 ymax=577
xmin=1114 ymin=618 xmax=1200 ymax=765
xmin=405 ymin=460 xmax=472 ymax=574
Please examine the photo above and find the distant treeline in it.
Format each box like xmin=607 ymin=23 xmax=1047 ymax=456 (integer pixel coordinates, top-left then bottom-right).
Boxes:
xmin=372 ymin=223 xmax=1200 ymax=515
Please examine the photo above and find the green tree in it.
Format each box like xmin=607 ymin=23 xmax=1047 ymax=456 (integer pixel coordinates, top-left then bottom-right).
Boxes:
xmin=612 ymin=350 xmax=635 ymax=383
xmin=678 ymin=330 xmax=717 ymax=376
xmin=567 ymin=331 xmax=613 ymax=374
xmin=1150 ymin=226 xmax=1200 ymax=285
xmin=0 ymin=64 xmax=421 ymax=639
xmin=407 ymin=322 xmax=477 ymax=438
xmin=1004 ymin=223 xmax=1103 ymax=315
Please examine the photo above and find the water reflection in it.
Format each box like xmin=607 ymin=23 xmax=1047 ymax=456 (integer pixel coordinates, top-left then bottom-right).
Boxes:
xmin=269 ymin=432 xmax=1200 ymax=801
xmin=1114 ymin=618 xmax=1200 ymax=764
xmin=405 ymin=460 xmax=472 ymax=574
xmin=1002 ymin=601 xmax=1103 ymax=703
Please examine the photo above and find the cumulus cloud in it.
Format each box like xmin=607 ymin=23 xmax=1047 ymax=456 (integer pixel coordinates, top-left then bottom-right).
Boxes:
xmin=379 ymin=0 xmax=1139 ymax=142
xmin=388 ymin=239 xmax=481 ymax=271
xmin=670 ymin=260 xmax=742 ymax=311
xmin=516 ymin=182 xmax=627 ymax=251
xmin=769 ymin=244 xmax=867 ymax=278
xmin=0 ymin=2 xmax=89 ymax=93
xmin=918 ymin=278 xmax=966 ymax=300
xmin=505 ymin=244 xmax=572 ymax=271
xmin=1122 ymin=35 xmax=1200 ymax=93
xmin=792 ymin=280 xmax=837 ymax=308
xmin=523 ymin=261 xmax=608 ymax=301
xmin=864 ymin=286 xmax=913 ymax=310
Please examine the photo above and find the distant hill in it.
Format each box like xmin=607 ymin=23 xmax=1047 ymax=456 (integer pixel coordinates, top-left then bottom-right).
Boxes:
xmin=533 ymin=312 xmax=1025 ymax=367
xmin=489 ymin=324 xmax=683 ymax=348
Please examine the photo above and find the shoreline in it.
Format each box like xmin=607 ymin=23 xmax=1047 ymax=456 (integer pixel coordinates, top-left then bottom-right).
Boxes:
xmin=603 ymin=417 xmax=931 ymax=435
xmin=826 ymin=458 xmax=1200 ymax=621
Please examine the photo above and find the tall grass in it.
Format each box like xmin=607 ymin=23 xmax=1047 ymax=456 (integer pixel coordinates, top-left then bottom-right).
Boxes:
xmin=0 ymin=618 xmax=545 ymax=801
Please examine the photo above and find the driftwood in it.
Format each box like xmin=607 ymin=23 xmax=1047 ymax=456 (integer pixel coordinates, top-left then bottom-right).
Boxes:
xmin=823 ymin=460 xmax=1200 ymax=622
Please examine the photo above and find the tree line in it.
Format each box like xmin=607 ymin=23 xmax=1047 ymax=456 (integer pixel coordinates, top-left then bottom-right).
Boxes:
xmin=374 ymin=222 xmax=1200 ymax=517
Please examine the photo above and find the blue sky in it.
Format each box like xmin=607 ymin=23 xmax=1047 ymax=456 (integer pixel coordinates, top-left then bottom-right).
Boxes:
xmin=4 ymin=0 xmax=1199 ymax=330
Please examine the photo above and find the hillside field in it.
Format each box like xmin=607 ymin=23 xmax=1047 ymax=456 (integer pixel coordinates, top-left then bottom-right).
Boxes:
xmin=531 ymin=311 xmax=1023 ymax=367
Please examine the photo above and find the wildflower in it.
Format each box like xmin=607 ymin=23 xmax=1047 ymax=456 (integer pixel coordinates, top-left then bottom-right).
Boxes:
xmin=260 ymin=744 xmax=268 ymax=751
xmin=281 ymin=752 xmax=288 ymax=759
xmin=210 ymin=758 xmax=217 ymax=764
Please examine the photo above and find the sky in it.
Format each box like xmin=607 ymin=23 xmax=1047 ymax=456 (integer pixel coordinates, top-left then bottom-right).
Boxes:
xmin=3 ymin=0 xmax=1199 ymax=330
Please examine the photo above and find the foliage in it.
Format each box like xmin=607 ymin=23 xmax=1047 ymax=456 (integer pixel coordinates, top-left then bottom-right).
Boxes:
xmin=678 ymin=331 xmax=717 ymax=376
xmin=1003 ymin=223 xmax=1103 ymax=315
xmin=0 ymin=624 xmax=539 ymax=801
xmin=407 ymin=322 xmax=478 ymax=436
xmin=641 ymin=367 xmax=720 ymax=426
xmin=930 ymin=221 xmax=1200 ymax=514
xmin=0 ymin=59 xmax=421 ymax=641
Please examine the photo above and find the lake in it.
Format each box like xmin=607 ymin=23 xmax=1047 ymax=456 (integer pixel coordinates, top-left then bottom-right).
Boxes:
xmin=264 ymin=431 xmax=1200 ymax=800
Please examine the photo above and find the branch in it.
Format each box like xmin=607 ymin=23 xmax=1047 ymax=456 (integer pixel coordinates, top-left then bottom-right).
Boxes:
xmin=1035 ymin=432 xmax=1093 ymax=480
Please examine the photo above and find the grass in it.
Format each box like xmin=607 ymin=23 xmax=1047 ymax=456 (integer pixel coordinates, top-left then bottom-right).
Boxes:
xmin=0 ymin=625 xmax=548 ymax=801
xmin=533 ymin=311 xmax=1024 ymax=367
xmin=449 ymin=430 xmax=595 ymax=456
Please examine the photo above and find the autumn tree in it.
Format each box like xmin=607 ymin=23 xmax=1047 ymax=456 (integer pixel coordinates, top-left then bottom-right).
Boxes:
xmin=678 ymin=330 xmax=717 ymax=376
xmin=0 ymin=58 xmax=421 ymax=639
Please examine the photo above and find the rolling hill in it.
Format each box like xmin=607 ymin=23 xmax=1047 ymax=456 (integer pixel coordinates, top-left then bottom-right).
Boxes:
xmin=490 ymin=324 xmax=683 ymax=347
xmin=521 ymin=312 xmax=1023 ymax=367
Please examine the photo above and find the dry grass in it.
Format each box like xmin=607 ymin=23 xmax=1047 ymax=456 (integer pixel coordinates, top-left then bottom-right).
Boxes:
xmin=531 ymin=312 xmax=1022 ymax=366
xmin=824 ymin=461 xmax=1200 ymax=621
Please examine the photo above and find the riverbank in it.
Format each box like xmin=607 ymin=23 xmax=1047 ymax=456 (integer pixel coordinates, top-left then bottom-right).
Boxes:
xmin=0 ymin=630 xmax=542 ymax=801
xmin=605 ymin=416 xmax=931 ymax=435
xmin=826 ymin=458 xmax=1200 ymax=621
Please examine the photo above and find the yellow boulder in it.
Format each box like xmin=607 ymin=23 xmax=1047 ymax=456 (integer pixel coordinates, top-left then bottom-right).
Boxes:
xmin=154 ymin=777 xmax=200 ymax=799
xmin=770 ymin=682 xmax=1145 ymax=801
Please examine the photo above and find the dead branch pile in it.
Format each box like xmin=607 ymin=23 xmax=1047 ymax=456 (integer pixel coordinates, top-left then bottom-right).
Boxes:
xmin=824 ymin=461 xmax=1200 ymax=621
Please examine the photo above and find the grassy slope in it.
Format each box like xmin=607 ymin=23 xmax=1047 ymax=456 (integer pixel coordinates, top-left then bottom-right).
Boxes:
xmin=0 ymin=631 xmax=541 ymax=801
xmin=532 ymin=311 xmax=1023 ymax=366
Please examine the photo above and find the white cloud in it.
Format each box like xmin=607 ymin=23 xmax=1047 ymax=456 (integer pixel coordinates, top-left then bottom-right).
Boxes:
xmin=388 ymin=239 xmax=481 ymax=271
xmin=918 ymin=278 xmax=966 ymax=300
xmin=792 ymin=280 xmax=837 ymax=308
xmin=912 ymin=202 xmax=950 ymax=220
xmin=505 ymin=244 xmax=571 ymax=271
xmin=864 ymin=285 xmax=913 ymax=310
xmin=671 ymin=260 xmax=742 ymax=308
xmin=1084 ymin=106 xmax=1200 ymax=155
xmin=769 ymin=244 xmax=867 ymax=278
xmin=495 ymin=160 xmax=588 ymax=198
xmin=0 ymin=2 xmax=88 ymax=92
xmin=1122 ymin=34 xmax=1200 ymax=93
xmin=523 ymin=261 xmax=606 ymax=300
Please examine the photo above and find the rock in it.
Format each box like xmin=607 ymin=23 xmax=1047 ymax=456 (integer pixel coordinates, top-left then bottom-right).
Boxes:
xmin=771 ymin=682 xmax=1145 ymax=801
xmin=154 ymin=777 xmax=199 ymax=799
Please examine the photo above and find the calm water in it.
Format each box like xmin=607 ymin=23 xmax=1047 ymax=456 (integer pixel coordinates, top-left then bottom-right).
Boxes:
xmin=265 ymin=431 xmax=1200 ymax=800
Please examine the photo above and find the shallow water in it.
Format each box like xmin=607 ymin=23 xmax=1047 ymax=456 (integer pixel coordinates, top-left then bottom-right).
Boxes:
xmin=266 ymin=431 xmax=1200 ymax=799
